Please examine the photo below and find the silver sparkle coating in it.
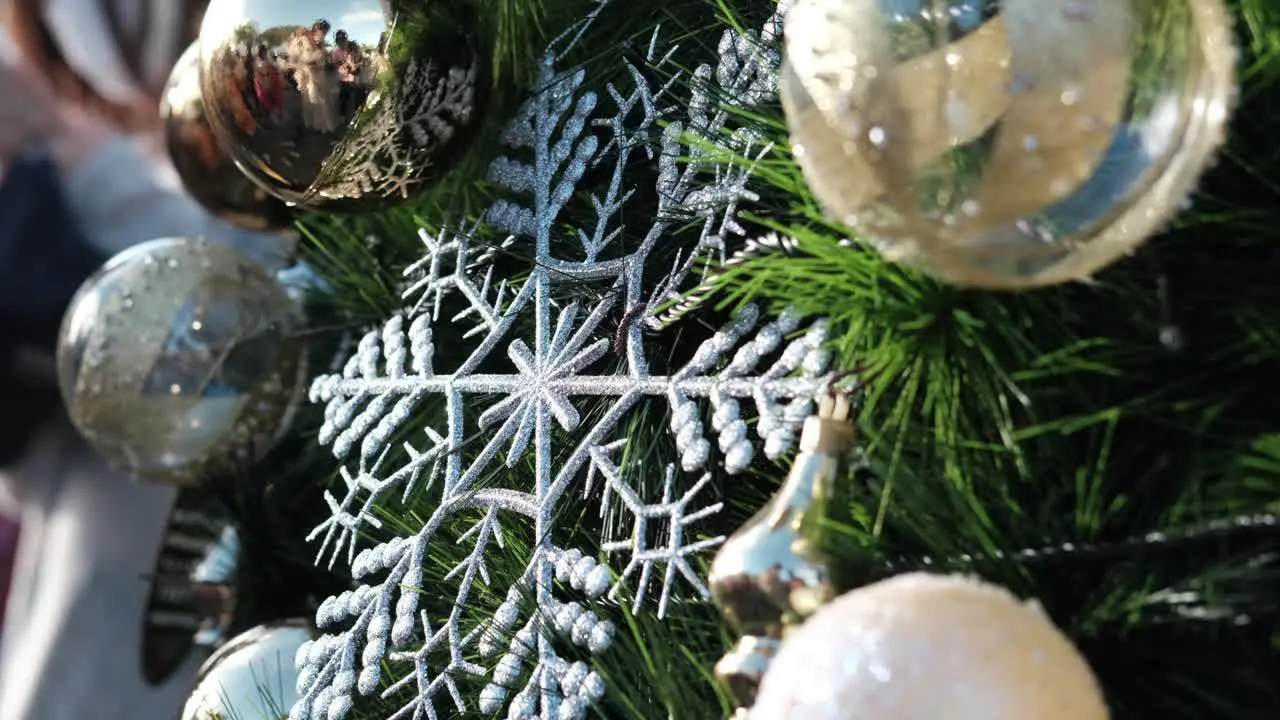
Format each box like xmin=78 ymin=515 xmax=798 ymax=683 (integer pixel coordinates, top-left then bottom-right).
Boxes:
xmin=294 ymin=3 xmax=829 ymax=719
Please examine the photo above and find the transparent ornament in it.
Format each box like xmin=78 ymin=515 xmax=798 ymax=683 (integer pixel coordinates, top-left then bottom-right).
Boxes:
xmin=196 ymin=0 xmax=485 ymax=212
xmin=781 ymin=0 xmax=1237 ymax=289
xmin=751 ymin=573 xmax=1108 ymax=720
xmin=180 ymin=620 xmax=313 ymax=720
xmin=56 ymin=237 xmax=307 ymax=485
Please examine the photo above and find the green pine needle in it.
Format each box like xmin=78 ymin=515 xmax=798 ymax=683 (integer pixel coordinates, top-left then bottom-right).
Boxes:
xmin=700 ymin=0 xmax=1280 ymax=716
xmin=231 ymin=1 xmax=1280 ymax=719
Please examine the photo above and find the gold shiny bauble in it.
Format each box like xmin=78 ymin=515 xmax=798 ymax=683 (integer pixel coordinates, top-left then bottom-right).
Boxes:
xmin=163 ymin=41 xmax=294 ymax=233
xmin=180 ymin=620 xmax=313 ymax=720
xmin=781 ymin=0 xmax=1237 ymax=289
xmin=55 ymin=237 xmax=307 ymax=486
xmin=750 ymin=573 xmax=1109 ymax=720
xmin=196 ymin=0 xmax=485 ymax=212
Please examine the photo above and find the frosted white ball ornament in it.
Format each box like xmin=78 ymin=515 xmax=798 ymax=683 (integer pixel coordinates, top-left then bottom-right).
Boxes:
xmin=750 ymin=573 xmax=1109 ymax=720
xmin=55 ymin=237 xmax=307 ymax=485
xmin=780 ymin=0 xmax=1238 ymax=289
xmin=180 ymin=620 xmax=313 ymax=720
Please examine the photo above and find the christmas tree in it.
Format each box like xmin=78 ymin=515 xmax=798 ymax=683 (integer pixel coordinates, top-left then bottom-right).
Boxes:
xmin=108 ymin=0 xmax=1280 ymax=717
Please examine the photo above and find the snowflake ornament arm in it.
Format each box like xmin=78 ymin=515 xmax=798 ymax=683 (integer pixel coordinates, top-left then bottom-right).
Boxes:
xmin=593 ymin=451 xmax=725 ymax=619
xmin=295 ymin=6 xmax=831 ymax=720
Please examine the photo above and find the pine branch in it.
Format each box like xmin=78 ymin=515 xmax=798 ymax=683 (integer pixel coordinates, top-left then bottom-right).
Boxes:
xmin=698 ymin=2 xmax=1280 ymax=717
xmin=265 ymin=2 xmax=1280 ymax=720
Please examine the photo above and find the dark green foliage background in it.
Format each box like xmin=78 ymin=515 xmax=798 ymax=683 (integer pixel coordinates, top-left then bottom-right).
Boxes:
xmin=232 ymin=1 xmax=1280 ymax=718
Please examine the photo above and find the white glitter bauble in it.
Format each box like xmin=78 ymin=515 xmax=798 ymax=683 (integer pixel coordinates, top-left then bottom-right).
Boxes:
xmin=751 ymin=573 xmax=1108 ymax=720
xmin=181 ymin=621 xmax=312 ymax=720
xmin=781 ymin=0 xmax=1237 ymax=289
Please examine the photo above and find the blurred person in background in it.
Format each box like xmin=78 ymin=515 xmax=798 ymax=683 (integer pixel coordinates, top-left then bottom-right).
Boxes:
xmin=254 ymin=42 xmax=286 ymax=123
xmin=0 ymin=0 xmax=293 ymax=716
xmin=289 ymin=19 xmax=340 ymax=132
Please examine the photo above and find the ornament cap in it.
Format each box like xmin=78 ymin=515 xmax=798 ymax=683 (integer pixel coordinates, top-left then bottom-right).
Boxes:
xmin=799 ymin=392 xmax=855 ymax=454
xmin=714 ymin=636 xmax=781 ymax=708
xmin=141 ymin=490 xmax=238 ymax=685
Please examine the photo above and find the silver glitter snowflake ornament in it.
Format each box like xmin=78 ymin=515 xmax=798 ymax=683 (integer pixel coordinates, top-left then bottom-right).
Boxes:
xmin=293 ymin=4 xmax=828 ymax=719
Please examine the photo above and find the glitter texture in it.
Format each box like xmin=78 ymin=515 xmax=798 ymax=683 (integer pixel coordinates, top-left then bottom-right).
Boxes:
xmin=751 ymin=573 xmax=1109 ymax=720
xmin=292 ymin=3 xmax=830 ymax=719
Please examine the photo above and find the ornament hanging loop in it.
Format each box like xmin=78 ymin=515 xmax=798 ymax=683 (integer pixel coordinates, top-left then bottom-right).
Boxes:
xmin=708 ymin=384 xmax=857 ymax=711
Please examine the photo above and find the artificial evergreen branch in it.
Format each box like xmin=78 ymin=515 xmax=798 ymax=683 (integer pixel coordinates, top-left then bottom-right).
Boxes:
xmin=222 ymin=1 xmax=1280 ymax=719
xmin=699 ymin=0 xmax=1280 ymax=717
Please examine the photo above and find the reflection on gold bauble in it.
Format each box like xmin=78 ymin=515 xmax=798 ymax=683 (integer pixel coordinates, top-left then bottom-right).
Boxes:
xmin=781 ymin=0 xmax=1237 ymax=289
xmin=197 ymin=0 xmax=485 ymax=212
xmin=163 ymin=42 xmax=293 ymax=233
xmin=751 ymin=573 xmax=1108 ymax=720
xmin=180 ymin=621 xmax=313 ymax=720
xmin=55 ymin=237 xmax=307 ymax=485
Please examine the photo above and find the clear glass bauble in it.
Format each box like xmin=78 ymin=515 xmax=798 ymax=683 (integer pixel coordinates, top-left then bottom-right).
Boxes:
xmin=180 ymin=620 xmax=313 ymax=720
xmin=781 ymin=0 xmax=1237 ymax=289
xmin=196 ymin=0 xmax=485 ymax=212
xmin=163 ymin=41 xmax=294 ymax=233
xmin=56 ymin=237 xmax=307 ymax=485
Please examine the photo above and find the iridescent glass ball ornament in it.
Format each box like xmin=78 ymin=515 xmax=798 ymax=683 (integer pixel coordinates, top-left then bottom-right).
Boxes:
xmin=56 ymin=237 xmax=306 ymax=485
xmin=781 ymin=0 xmax=1237 ymax=289
xmin=196 ymin=0 xmax=484 ymax=212
xmin=180 ymin=620 xmax=313 ymax=720
xmin=750 ymin=573 xmax=1109 ymax=720
xmin=163 ymin=41 xmax=294 ymax=233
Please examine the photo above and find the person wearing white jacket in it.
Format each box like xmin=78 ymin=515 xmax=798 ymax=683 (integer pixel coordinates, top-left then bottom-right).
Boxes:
xmin=0 ymin=1 xmax=293 ymax=717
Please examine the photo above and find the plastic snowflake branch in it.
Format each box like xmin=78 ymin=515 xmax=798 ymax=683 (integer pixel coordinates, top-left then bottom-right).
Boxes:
xmin=294 ymin=6 xmax=829 ymax=720
xmin=401 ymin=224 xmax=516 ymax=320
xmin=592 ymin=446 xmax=725 ymax=619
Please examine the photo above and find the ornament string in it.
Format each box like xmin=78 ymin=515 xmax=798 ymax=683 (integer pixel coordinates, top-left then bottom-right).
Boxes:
xmin=882 ymin=512 xmax=1279 ymax=573
xmin=287 ymin=321 xmax=371 ymax=339
xmin=1151 ymin=256 xmax=1185 ymax=351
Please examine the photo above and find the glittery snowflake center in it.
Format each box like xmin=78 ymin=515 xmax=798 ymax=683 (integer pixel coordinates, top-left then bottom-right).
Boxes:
xmin=481 ymin=303 xmax=611 ymax=444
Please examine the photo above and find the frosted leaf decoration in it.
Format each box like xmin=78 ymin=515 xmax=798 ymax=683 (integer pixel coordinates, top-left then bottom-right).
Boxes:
xmin=294 ymin=4 xmax=830 ymax=719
